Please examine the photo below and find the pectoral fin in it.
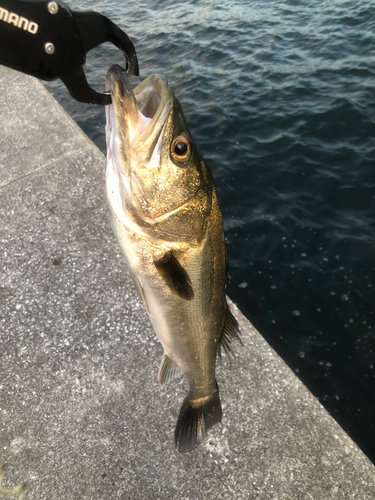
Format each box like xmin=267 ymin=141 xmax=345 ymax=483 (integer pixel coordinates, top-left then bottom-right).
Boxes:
xmin=218 ymin=304 xmax=242 ymax=358
xmin=154 ymin=252 xmax=194 ymax=301
xmin=158 ymin=353 xmax=183 ymax=387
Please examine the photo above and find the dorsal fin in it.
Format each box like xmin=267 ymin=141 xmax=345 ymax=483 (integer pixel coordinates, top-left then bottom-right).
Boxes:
xmin=158 ymin=354 xmax=183 ymax=387
xmin=218 ymin=304 xmax=242 ymax=358
xmin=154 ymin=252 xmax=194 ymax=301
xmin=225 ymin=238 xmax=230 ymax=287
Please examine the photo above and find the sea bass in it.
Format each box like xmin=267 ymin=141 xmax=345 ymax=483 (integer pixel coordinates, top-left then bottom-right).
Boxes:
xmin=105 ymin=64 xmax=241 ymax=452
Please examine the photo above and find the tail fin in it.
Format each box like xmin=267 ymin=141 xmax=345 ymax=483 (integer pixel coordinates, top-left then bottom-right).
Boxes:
xmin=174 ymin=382 xmax=222 ymax=453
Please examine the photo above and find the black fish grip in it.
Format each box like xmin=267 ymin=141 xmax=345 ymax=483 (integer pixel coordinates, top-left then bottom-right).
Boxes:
xmin=0 ymin=0 xmax=139 ymax=104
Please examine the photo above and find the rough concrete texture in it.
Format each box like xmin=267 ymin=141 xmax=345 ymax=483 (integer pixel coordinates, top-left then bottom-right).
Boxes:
xmin=0 ymin=67 xmax=89 ymax=189
xmin=0 ymin=66 xmax=374 ymax=500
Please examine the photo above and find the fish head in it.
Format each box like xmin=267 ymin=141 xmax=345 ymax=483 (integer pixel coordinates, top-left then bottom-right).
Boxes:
xmin=105 ymin=64 xmax=212 ymax=244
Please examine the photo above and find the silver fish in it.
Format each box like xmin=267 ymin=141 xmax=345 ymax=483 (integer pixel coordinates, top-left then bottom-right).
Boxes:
xmin=105 ymin=64 xmax=241 ymax=452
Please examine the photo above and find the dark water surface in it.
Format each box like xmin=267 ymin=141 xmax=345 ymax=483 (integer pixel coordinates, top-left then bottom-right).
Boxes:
xmin=45 ymin=0 xmax=375 ymax=462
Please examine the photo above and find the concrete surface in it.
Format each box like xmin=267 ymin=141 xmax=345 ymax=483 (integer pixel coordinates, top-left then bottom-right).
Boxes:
xmin=0 ymin=65 xmax=374 ymax=500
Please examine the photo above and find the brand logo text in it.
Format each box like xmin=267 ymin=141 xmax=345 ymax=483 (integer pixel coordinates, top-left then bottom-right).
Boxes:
xmin=0 ymin=8 xmax=38 ymax=34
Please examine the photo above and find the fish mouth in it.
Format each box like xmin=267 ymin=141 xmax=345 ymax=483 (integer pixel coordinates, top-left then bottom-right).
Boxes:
xmin=105 ymin=64 xmax=173 ymax=164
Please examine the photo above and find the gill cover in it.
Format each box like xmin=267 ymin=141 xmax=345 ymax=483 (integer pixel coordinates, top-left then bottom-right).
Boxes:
xmin=105 ymin=64 xmax=212 ymax=244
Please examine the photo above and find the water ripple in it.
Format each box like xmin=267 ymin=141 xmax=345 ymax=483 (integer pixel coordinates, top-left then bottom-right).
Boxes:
xmin=44 ymin=0 xmax=375 ymax=463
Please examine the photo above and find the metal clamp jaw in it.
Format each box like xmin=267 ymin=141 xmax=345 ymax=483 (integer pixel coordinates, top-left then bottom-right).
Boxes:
xmin=0 ymin=0 xmax=139 ymax=104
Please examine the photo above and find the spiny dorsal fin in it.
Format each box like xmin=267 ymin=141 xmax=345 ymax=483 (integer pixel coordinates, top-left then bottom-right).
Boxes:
xmin=218 ymin=304 xmax=242 ymax=359
xmin=154 ymin=252 xmax=194 ymax=301
xmin=158 ymin=354 xmax=183 ymax=387
xmin=225 ymin=238 xmax=230 ymax=287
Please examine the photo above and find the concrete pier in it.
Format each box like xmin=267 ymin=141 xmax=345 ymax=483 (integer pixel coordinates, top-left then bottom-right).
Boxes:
xmin=1 ymin=65 xmax=374 ymax=499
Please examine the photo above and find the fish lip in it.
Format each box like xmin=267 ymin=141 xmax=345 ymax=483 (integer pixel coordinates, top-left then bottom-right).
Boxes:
xmin=106 ymin=64 xmax=173 ymax=161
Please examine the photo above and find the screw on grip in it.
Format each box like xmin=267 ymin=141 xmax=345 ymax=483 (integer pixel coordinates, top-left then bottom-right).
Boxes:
xmin=0 ymin=0 xmax=139 ymax=105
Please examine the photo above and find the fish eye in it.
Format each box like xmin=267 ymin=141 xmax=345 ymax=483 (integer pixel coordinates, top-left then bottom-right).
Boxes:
xmin=171 ymin=135 xmax=191 ymax=162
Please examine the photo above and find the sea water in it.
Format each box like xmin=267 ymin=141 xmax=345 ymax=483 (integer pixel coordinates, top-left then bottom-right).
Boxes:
xmin=45 ymin=0 xmax=375 ymax=462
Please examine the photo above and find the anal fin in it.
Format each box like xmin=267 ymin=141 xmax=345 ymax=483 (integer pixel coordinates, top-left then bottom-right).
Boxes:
xmin=218 ymin=304 xmax=242 ymax=358
xmin=158 ymin=354 xmax=183 ymax=387
xmin=154 ymin=252 xmax=194 ymax=301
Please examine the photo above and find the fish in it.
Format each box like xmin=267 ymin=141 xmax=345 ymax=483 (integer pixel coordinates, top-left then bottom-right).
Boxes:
xmin=105 ymin=63 xmax=241 ymax=452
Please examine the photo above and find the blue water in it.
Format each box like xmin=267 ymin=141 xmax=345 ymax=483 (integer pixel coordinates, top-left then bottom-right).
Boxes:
xmin=45 ymin=0 xmax=375 ymax=462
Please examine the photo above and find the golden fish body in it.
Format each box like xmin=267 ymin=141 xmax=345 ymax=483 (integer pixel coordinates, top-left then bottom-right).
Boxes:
xmin=105 ymin=64 xmax=240 ymax=452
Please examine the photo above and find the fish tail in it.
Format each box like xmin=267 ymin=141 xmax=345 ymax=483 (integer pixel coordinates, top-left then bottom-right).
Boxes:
xmin=174 ymin=381 xmax=222 ymax=453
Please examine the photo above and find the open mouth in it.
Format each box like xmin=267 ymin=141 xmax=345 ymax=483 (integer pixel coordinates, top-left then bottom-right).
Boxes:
xmin=129 ymin=82 xmax=162 ymax=142
xmin=136 ymin=84 xmax=162 ymax=120
xmin=106 ymin=64 xmax=172 ymax=152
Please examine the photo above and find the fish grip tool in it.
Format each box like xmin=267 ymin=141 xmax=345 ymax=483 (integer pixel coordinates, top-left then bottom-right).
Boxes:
xmin=0 ymin=0 xmax=139 ymax=104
